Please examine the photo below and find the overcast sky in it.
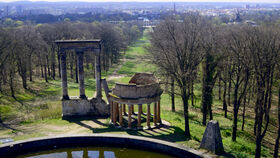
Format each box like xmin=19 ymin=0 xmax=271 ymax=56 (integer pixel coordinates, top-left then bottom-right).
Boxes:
xmin=1 ymin=0 xmax=280 ymax=3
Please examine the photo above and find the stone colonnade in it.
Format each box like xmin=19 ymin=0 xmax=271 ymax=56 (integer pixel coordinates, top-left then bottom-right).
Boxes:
xmin=57 ymin=40 xmax=102 ymax=101
xmin=110 ymin=99 xmax=161 ymax=129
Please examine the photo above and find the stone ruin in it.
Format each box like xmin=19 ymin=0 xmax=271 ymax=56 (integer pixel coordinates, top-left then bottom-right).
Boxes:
xmin=200 ymin=120 xmax=224 ymax=154
xmin=103 ymin=73 xmax=163 ymax=129
xmin=55 ymin=40 xmax=163 ymax=130
xmin=55 ymin=40 xmax=109 ymax=118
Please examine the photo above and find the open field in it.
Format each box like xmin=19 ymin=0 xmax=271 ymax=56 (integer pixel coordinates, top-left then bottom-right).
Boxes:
xmin=0 ymin=29 xmax=278 ymax=158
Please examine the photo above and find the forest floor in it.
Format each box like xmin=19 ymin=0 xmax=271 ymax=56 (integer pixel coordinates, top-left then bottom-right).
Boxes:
xmin=0 ymin=29 xmax=279 ymax=158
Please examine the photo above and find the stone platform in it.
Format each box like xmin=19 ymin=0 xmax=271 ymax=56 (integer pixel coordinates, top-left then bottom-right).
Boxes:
xmin=62 ymin=97 xmax=110 ymax=118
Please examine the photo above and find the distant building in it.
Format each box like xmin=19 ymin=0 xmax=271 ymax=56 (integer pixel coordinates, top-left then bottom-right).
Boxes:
xmin=244 ymin=20 xmax=257 ymax=27
xmin=235 ymin=11 xmax=242 ymax=23
xmin=5 ymin=6 xmax=9 ymax=16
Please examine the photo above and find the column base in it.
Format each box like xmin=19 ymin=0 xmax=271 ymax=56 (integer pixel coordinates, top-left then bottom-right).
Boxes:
xmin=137 ymin=126 xmax=143 ymax=130
xmin=79 ymin=95 xmax=87 ymax=99
xmin=62 ymin=95 xmax=70 ymax=100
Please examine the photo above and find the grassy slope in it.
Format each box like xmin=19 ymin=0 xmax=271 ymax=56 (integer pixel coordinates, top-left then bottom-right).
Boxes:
xmin=0 ymin=29 xmax=276 ymax=158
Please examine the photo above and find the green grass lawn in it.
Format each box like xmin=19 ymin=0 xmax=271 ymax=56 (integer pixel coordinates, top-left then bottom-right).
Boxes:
xmin=0 ymin=29 xmax=276 ymax=158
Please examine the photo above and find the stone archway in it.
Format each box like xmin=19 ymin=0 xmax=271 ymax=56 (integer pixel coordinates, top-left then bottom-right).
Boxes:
xmin=55 ymin=40 xmax=109 ymax=118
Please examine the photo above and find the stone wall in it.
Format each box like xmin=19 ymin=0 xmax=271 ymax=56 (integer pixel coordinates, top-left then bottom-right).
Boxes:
xmin=112 ymin=83 xmax=162 ymax=99
xmin=62 ymin=97 xmax=110 ymax=118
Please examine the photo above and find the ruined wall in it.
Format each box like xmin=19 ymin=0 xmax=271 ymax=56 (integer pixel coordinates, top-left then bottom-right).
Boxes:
xmin=62 ymin=97 xmax=110 ymax=118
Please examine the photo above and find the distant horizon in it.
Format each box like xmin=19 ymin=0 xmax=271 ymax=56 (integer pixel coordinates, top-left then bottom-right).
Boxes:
xmin=1 ymin=0 xmax=280 ymax=3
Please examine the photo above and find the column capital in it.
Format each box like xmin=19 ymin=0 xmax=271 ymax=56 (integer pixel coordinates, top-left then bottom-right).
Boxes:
xmin=75 ymin=49 xmax=84 ymax=54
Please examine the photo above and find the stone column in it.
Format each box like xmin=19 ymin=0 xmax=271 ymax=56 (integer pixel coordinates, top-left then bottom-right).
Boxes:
xmin=119 ymin=104 xmax=123 ymax=127
xmin=128 ymin=104 xmax=132 ymax=129
xmin=110 ymin=101 xmax=114 ymax=122
xmin=113 ymin=102 xmax=117 ymax=125
xmin=138 ymin=104 xmax=142 ymax=129
xmin=154 ymin=102 xmax=157 ymax=126
xmin=60 ymin=50 xmax=69 ymax=100
xmin=95 ymin=50 xmax=102 ymax=100
xmin=132 ymin=105 xmax=135 ymax=114
xmin=123 ymin=104 xmax=126 ymax=115
xmin=147 ymin=104 xmax=151 ymax=129
xmin=157 ymin=100 xmax=161 ymax=124
xmin=77 ymin=51 xmax=86 ymax=99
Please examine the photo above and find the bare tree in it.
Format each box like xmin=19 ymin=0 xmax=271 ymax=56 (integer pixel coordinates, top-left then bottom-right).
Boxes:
xmin=273 ymin=63 xmax=280 ymax=158
xmin=148 ymin=14 xmax=204 ymax=137
xmin=226 ymin=26 xmax=251 ymax=141
xmin=246 ymin=26 xmax=280 ymax=158
xmin=274 ymin=79 xmax=280 ymax=158
xmin=200 ymin=25 xmax=222 ymax=125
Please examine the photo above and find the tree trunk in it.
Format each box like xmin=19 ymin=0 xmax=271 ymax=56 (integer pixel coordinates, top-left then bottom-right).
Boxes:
xmin=202 ymin=81 xmax=208 ymax=125
xmin=2 ymin=69 xmax=7 ymax=85
xmin=9 ymin=70 xmax=15 ymax=98
xmin=218 ymin=76 xmax=221 ymax=100
xmin=103 ymin=53 xmax=106 ymax=71
xmin=0 ymin=79 xmax=2 ymax=93
xmin=17 ymin=59 xmax=28 ymax=90
xmin=51 ymin=47 xmax=56 ymax=80
xmin=171 ymin=77 xmax=175 ymax=112
xmin=52 ymin=62 xmax=55 ymax=80
xmin=45 ymin=55 xmax=49 ymax=77
xmin=70 ymin=59 xmax=73 ymax=79
xmin=40 ymin=58 xmax=44 ymax=78
xmin=29 ymin=64 xmax=32 ymax=82
xmin=232 ymin=77 xmax=239 ymax=142
xmin=75 ymin=55 xmax=78 ymax=83
xmin=191 ymin=81 xmax=194 ymax=107
xmin=57 ymin=52 xmax=61 ymax=78
xmin=274 ymin=86 xmax=280 ymax=158
xmin=223 ymin=81 xmax=227 ymax=118
xmin=254 ymin=104 xmax=258 ymax=136
xmin=21 ymin=70 xmax=27 ymax=89
xmin=255 ymin=135 xmax=262 ymax=158
xmin=242 ymin=93 xmax=246 ymax=131
xmin=0 ymin=70 xmax=3 ymax=88
xmin=106 ymin=54 xmax=110 ymax=72
xmin=255 ymin=78 xmax=265 ymax=158
xmin=28 ymin=55 xmax=32 ymax=82
xmin=182 ymin=83 xmax=191 ymax=138
xmin=232 ymin=109 xmax=238 ymax=141
xmin=228 ymin=72 xmax=232 ymax=107
xmin=44 ymin=58 xmax=48 ymax=83
xmin=209 ymin=102 xmax=213 ymax=120
xmin=201 ymin=53 xmax=216 ymax=124
xmin=201 ymin=65 xmax=213 ymax=125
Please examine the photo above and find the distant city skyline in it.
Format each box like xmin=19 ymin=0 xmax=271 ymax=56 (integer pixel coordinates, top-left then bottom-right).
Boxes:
xmin=1 ymin=0 xmax=280 ymax=3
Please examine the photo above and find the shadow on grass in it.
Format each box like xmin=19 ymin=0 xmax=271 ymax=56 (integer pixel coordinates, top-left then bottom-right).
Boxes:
xmin=65 ymin=116 xmax=188 ymax=143
xmin=65 ymin=116 xmax=123 ymax=133
xmin=126 ymin=125 xmax=188 ymax=143
xmin=12 ymin=96 xmax=24 ymax=106
xmin=0 ymin=122 xmax=22 ymax=133
xmin=218 ymin=152 xmax=235 ymax=158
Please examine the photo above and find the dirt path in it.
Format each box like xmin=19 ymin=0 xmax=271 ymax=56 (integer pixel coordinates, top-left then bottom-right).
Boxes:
xmin=107 ymin=55 xmax=127 ymax=81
